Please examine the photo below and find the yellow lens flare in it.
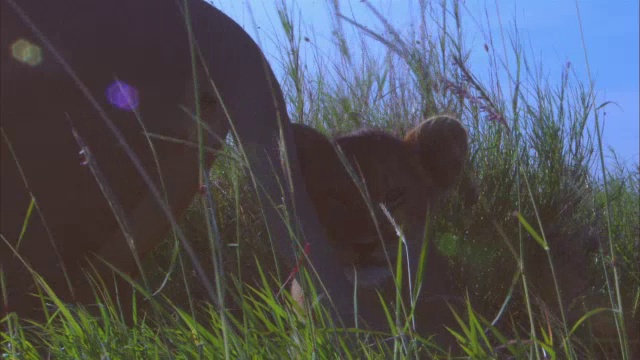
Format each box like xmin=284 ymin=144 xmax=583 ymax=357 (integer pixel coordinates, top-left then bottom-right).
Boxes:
xmin=11 ymin=39 xmax=42 ymax=66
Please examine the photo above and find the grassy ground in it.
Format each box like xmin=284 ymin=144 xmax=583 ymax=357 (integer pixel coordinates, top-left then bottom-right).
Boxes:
xmin=2 ymin=0 xmax=638 ymax=359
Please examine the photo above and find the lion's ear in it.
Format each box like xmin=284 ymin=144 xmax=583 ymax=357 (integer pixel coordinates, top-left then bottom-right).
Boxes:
xmin=291 ymin=123 xmax=334 ymax=171
xmin=404 ymin=116 xmax=469 ymax=190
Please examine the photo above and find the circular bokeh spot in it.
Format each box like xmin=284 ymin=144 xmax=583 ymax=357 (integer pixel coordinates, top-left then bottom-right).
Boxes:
xmin=106 ymin=81 xmax=139 ymax=111
xmin=436 ymin=232 xmax=462 ymax=258
xmin=11 ymin=39 xmax=42 ymax=66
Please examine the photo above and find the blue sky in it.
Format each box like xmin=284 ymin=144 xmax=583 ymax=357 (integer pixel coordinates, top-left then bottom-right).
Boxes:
xmin=211 ymin=0 xmax=639 ymax=169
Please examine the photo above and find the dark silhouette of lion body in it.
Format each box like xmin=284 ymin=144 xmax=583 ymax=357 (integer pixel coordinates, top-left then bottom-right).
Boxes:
xmin=1 ymin=0 xmax=356 ymax=323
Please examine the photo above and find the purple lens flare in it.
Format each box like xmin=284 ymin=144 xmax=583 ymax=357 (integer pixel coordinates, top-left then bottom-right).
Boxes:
xmin=106 ymin=80 xmax=139 ymax=111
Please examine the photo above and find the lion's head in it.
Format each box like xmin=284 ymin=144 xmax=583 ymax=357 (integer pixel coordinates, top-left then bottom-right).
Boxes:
xmin=292 ymin=116 xmax=469 ymax=287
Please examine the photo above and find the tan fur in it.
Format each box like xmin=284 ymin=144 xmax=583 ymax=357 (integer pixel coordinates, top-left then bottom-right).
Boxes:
xmin=290 ymin=116 xmax=469 ymax=302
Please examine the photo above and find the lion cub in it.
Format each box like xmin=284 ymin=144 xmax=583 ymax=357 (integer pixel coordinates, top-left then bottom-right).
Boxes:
xmin=291 ymin=116 xmax=469 ymax=289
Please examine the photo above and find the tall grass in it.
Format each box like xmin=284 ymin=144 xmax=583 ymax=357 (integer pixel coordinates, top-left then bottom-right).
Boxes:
xmin=2 ymin=0 xmax=638 ymax=359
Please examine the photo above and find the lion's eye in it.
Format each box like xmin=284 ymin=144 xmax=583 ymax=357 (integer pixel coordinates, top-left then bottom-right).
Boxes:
xmin=384 ymin=187 xmax=405 ymax=209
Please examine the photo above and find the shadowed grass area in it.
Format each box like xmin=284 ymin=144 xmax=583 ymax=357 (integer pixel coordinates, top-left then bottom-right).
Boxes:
xmin=2 ymin=0 xmax=638 ymax=359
